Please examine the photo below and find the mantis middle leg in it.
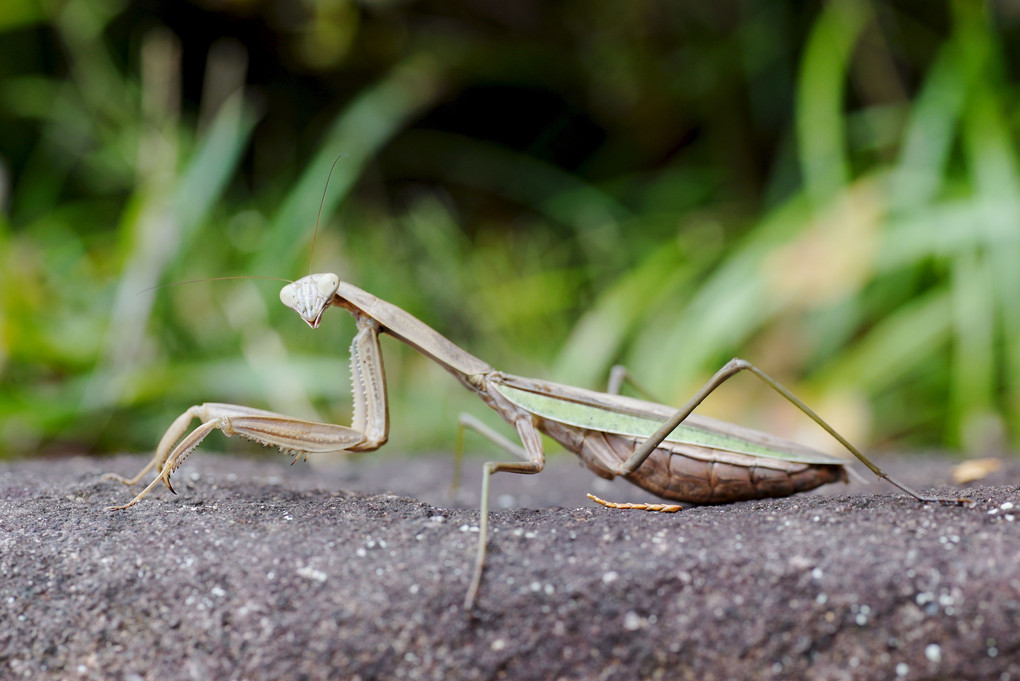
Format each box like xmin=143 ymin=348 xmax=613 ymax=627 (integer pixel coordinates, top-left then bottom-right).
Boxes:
xmin=457 ymin=413 xmax=545 ymax=610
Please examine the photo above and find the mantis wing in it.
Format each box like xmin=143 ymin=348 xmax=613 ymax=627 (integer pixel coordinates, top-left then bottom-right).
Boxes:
xmin=495 ymin=380 xmax=846 ymax=466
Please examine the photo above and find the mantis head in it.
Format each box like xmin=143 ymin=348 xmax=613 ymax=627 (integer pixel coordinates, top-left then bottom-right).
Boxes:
xmin=279 ymin=273 xmax=341 ymax=328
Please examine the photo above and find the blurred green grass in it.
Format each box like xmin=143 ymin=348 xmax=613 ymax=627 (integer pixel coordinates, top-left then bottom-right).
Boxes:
xmin=0 ymin=0 xmax=1016 ymax=461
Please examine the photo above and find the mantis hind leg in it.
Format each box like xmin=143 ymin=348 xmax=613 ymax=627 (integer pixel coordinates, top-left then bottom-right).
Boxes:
xmin=616 ymin=358 xmax=970 ymax=506
xmin=607 ymin=365 xmax=659 ymax=401
xmin=457 ymin=414 xmax=545 ymax=610
xmin=593 ymin=366 xmax=685 ymax=513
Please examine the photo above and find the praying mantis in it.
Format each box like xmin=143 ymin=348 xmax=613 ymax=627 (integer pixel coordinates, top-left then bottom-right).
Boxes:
xmin=103 ymin=272 xmax=969 ymax=609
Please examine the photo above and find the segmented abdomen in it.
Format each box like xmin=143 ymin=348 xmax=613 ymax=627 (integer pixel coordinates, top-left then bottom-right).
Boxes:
xmin=545 ymin=424 xmax=847 ymax=505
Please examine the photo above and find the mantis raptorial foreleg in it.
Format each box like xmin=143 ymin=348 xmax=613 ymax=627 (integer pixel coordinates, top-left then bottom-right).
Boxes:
xmin=105 ymin=315 xmax=389 ymax=510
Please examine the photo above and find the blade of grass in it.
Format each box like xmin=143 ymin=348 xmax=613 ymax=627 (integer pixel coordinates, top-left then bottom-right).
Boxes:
xmin=796 ymin=0 xmax=867 ymax=204
xmin=253 ymin=55 xmax=448 ymax=277
xmin=810 ymin=287 xmax=952 ymax=396
xmin=82 ymin=92 xmax=259 ymax=413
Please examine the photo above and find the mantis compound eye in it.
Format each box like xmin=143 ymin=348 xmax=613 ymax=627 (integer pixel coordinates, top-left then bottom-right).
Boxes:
xmin=279 ymin=284 xmax=299 ymax=308
xmin=316 ymin=273 xmax=340 ymax=298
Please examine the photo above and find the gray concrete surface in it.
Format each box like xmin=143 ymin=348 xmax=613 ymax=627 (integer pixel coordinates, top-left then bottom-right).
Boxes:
xmin=1 ymin=451 xmax=1018 ymax=680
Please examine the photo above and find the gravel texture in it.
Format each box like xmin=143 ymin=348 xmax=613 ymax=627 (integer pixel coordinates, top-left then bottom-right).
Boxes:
xmin=1 ymin=451 xmax=1018 ymax=681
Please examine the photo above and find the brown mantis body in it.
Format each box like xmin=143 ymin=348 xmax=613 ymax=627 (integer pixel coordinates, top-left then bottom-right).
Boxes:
xmin=105 ymin=273 xmax=967 ymax=608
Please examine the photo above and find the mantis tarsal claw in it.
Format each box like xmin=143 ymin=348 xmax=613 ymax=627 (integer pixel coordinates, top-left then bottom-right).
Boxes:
xmin=104 ymin=272 xmax=971 ymax=608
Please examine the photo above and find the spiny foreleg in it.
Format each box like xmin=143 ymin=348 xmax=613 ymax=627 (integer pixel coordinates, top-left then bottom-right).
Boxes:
xmin=103 ymin=403 xmax=377 ymax=510
xmin=103 ymin=315 xmax=390 ymax=510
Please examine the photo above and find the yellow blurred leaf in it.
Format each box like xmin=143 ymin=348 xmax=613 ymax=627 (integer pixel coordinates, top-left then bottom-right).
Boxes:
xmin=951 ymin=458 xmax=1003 ymax=484
xmin=763 ymin=179 xmax=882 ymax=308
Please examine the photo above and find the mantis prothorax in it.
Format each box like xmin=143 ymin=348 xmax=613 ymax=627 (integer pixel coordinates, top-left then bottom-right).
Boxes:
xmin=104 ymin=272 xmax=970 ymax=609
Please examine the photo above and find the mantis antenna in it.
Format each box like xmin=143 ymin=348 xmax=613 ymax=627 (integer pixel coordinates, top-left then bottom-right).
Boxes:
xmin=142 ymin=155 xmax=347 ymax=294
xmin=139 ymin=276 xmax=293 ymax=295
xmin=308 ymin=154 xmax=346 ymax=276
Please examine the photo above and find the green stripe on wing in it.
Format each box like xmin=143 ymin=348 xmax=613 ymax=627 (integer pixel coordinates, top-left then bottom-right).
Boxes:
xmin=496 ymin=384 xmax=844 ymax=465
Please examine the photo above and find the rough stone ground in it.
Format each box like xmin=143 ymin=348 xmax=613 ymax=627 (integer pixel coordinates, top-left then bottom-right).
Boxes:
xmin=1 ymin=450 xmax=1018 ymax=681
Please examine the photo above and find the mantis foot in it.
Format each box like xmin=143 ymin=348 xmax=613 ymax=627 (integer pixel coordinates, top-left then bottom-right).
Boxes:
xmin=586 ymin=493 xmax=682 ymax=513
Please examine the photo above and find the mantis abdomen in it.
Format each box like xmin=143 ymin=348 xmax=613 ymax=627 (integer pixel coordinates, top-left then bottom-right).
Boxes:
xmin=541 ymin=421 xmax=848 ymax=504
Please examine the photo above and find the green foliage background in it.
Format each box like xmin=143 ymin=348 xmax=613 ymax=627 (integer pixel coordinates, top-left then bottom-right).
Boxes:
xmin=0 ymin=0 xmax=1016 ymax=460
